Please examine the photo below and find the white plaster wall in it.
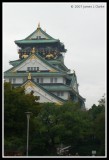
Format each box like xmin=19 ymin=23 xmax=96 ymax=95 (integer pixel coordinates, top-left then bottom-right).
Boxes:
xmin=15 ymin=77 xmax=23 ymax=83
xmin=25 ymin=85 xmax=62 ymax=104
xmin=33 ymin=77 xmax=64 ymax=83
xmin=29 ymin=30 xmax=48 ymax=39
xmin=63 ymin=78 xmax=66 ymax=84
xmin=5 ymin=77 xmax=66 ymax=85
xmin=4 ymin=78 xmax=9 ymax=82
xmin=52 ymin=91 xmax=69 ymax=100
xmin=4 ymin=77 xmax=27 ymax=84
xmin=15 ymin=59 xmax=53 ymax=71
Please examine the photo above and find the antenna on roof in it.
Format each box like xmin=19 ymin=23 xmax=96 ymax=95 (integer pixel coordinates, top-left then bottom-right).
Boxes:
xmin=38 ymin=22 xmax=40 ymax=28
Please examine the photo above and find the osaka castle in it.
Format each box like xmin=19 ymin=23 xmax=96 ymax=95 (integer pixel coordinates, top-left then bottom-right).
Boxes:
xmin=4 ymin=23 xmax=85 ymax=107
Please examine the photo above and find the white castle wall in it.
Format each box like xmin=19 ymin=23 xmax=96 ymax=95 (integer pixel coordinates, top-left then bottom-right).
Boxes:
xmin=15 ymin=59 xmax=53 ymax=71
xmin=5 ymin=77 xmax=65 ymax=84
xmin=25 ymin=85 xmax=62 ymax=104
xmin=52 ymin=91 xmax=69 ymax=100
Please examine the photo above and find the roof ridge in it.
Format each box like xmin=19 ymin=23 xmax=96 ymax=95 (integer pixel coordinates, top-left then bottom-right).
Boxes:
xmin=25 ymin=27 xmax=56 ymax=40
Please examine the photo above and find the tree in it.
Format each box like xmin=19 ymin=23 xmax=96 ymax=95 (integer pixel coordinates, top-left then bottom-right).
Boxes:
xmin=98 ymin=94 xmax=105 ymax=107
xmin=4 ymin=83 xmax=105 ymax=156
xmin=88 ymin=96 xmax=105 ymax=156
xmin=4 ymin=82 xmax=41 ymax=155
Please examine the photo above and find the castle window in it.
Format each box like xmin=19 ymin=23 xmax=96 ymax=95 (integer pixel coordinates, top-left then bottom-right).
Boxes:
xmin=9 ymin=78 xmax=12 ymax=83
xmin=37 ymin=67 xmax=39 ymax=71
xmin=37 ymin=78 xmax=39 ymax=83
xmin=27 ymin=67 xmax=30 ymax=71
xmin=40 ymin=78 xmax=43 ymax=83
xmin=50 ymin=78 xmax=53 ymax=83
xmin=37 ymin=36 xmax=41 ymax=39
xmin=12 ymin=78 xmax=16 ymax=84
xmin=63 ymin=78 xmax=65 ymax=84
xmin=57 ymin=92 xmax=60 ymax=96
xmin=54 ymin=78 xmax=57 ymax=83
xmin=31 ymin=67 xmax=33 ymax=71
xmin=33 ymin=77 xmax=36 ymax=82
xmin=57 ymin=92 xmax=64 ymax=96
xmin=27 ymin=67 xmax=38 ymax=71
xmin=61 ymin=92 xmax=64 ymax=96
xmin=34 ymin=67 xmax=36 ymax=71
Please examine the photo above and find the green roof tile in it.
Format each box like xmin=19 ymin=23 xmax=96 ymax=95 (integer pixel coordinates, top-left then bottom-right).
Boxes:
xmin=15 ymin=39 xmax=59 ymax=44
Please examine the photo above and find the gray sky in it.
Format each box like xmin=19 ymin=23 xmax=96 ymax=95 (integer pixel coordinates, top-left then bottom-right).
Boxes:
xmin=3 ymin=2 xmax=106 ymax=109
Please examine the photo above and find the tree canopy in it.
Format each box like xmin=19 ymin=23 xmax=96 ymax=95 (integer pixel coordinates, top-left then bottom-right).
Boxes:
xmin=4 ymin=82 xmax=105 ymax=156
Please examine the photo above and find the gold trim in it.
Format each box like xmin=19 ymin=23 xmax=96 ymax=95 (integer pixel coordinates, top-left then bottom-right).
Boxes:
xmin=28 ymin=73 xmax=31 ymax=80
xmin=22 ymin=54 xmax=28 ymax=59
xmin=30 ymin=54 xmax=37 ymax=60
xmin=11 ymin=70 xmax=17 ymax=73
xmin=25 ymin=81 xmax=36 ymax=89
xmin=31 ymin=47 xmax=36 ymax=54
xmin=49 ymin=69 xmax=57 ymax=72
xmin=55 ymin=102 xmax=63 ymax=105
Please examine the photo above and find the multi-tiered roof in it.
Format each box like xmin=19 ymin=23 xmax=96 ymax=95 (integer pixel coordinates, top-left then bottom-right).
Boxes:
xmin=4 ymin=23 xmax=85 ymax=107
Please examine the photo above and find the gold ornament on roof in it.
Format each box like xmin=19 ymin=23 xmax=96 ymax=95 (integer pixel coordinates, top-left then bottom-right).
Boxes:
xmin=25 ymin=81 xmax=35 ymax=89
xmin=22 ymin=54 xmax=28 ymax=59
xmin=31 ymin=47 xmax=36 ymax=54
xmin=28 ymin=73 xmax=31 ymax=80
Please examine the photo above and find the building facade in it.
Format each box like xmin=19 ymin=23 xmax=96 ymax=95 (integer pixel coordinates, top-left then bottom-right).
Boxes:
xmin=4 ymin=23 xmax=85 ymax=107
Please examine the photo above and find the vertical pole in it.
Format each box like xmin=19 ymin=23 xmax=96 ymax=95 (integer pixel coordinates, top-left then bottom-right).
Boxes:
xmin=26 ymin=114 xmax=30 ymax=156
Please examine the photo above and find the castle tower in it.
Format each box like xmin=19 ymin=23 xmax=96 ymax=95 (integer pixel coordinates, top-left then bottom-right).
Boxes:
xmin=4 ymin=23 xmax=85 ymax=107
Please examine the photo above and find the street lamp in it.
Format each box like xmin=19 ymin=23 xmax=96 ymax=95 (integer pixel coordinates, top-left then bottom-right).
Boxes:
xmin=92 ymin=150 xmax=96 ymax=156
xmin=25 ymin=112 xmax=32 ymax=156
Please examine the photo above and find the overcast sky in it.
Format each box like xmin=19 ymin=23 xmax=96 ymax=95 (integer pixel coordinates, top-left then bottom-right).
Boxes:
xmin=3 ymin=2 xmax=106 ymax=109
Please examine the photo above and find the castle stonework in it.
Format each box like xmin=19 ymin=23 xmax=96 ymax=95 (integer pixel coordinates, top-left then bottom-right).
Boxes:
xmin=4 ymin=23 xmax=85 ymax=107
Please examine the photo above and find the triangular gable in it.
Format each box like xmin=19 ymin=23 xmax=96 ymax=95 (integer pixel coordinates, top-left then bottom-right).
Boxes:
xmin=22 ymin=80 xmax=64 ymax=105
xmin=25 ymin=27 xmax=55 ymax=40
xmin=8 ymin=53 xmax=59 ymax=73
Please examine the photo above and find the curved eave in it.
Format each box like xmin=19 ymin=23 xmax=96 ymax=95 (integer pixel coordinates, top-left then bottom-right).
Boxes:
xmin=15 ymin=39 xmax=59 ymax=44
xmin=4 ymin=72 xmax=66 ymax=77
xmin=41 ymin=84 xmax=72 ymax=91
xmin=9 ymin=59 xmax=22 ymax=66
xmin=70 ymin=89 xmax=86 ymax=102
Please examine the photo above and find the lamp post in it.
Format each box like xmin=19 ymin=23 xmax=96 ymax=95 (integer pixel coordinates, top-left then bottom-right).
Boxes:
xmin=92 ymin=150 xmax=96 ymax=156
xmin=25 ymin=112 xmax=32 ymax=156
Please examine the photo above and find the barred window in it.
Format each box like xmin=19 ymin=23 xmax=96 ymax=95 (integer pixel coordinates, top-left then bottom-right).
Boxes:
xmin=13 ymin=78 xmax=16 ymax=84
xmin=54 ymin=78 xmax=57 ymax=83
xmin=50 ymin=78 xmax=53 ymax=83
xmin=37 ymin=78 xmax=39 ymax=83
xmin=40 ymin=78 xmax=43 ymax=83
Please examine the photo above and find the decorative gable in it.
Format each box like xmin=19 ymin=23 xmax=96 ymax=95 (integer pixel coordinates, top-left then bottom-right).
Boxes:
xmin=25 ymin=24 xmax=54 ymax=40
xmin=22 ymin=80 xmax=63 ymax=105
xmin=27 ymin=29 xmax=49 ymax=40
xmin=10 ymin=54 xmax=58 ymax=72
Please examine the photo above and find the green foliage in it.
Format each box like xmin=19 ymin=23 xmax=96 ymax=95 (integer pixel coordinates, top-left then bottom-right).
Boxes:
xmin=4 ymin=82 xmax=41 ymax=155
xmin=4 ymin=83 xmax=105 ymax=156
